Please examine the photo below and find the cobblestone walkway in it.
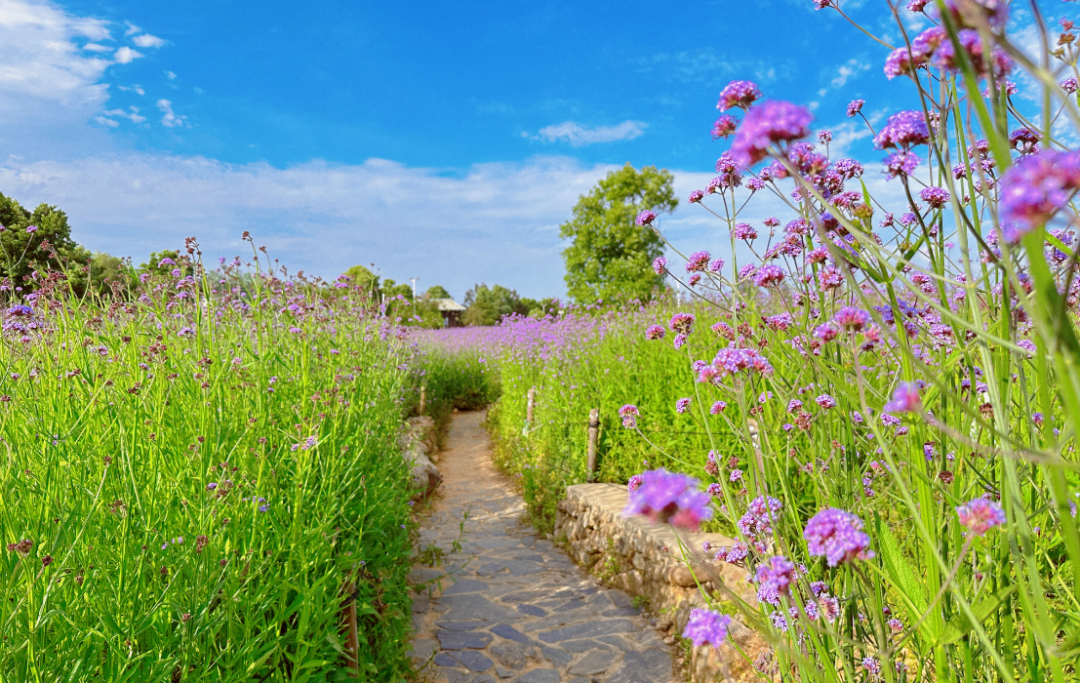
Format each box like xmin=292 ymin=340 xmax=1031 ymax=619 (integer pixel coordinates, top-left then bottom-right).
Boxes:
xmin=409 ymin=411 xmax=675 ymax=683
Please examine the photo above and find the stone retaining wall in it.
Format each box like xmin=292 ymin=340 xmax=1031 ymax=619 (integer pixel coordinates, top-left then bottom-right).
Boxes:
xmin=554 ymin=483 xmax=770 ymax=682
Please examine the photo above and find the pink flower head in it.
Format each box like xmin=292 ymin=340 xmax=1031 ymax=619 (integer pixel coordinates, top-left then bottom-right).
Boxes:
xmin=619 ymin=404 xmax=640 ymax=428
xmin=816 ymin=394 xmax=837 ymax=409
xmin=683 ymin=608 xmax=732 ymax=647
xmin=730 ymin=100 xmax=813 ymax=169
xmin=1061 ymin=77 xmax=1078 ymax=94
xmin=956 ymin=497 xmax=1006 ymax=536
xmin=623 ymin=468 xmax=713 ymax=531
xmin=710 ymin=400 xmax=727 ymax=414
xmin=652 ymin=256 xmax=667 ymax=275
xmin=920 ymin=186 xmax=950 ymax=209
xmin=636 ymin=210 xmax=656 ymax=226
xmin=754 ymin=264 xmax=785 ymax=287
xmin=717 ymin=80 xmax=762 ymax=111
xmin=884 ymin=382 xmax=921 ymax=413
xmin=884 ymin=151 xmax=919 ymax=179
xmin=627 ymin=474 xmax=644 ymax=491
xmin=675 ymin=397 xmax=691 ymax=414
xmin=847 ymin=99 xmax=865 ymax=117
xmin=712 ymin=114 xmax=739 ymax=139
xmin=732 ymin=223 xmax=758 ymax=241
xmin=686 ymin=251 xmax=711 ymax=273
xmin=645 ymin=324 xmax=665 ymax=340
xmin=833 ymin=306 xmax=871 ymax=331
xmin=669 ymin=312 xmax=695 ymax=335
xmin=804 ymin=508 xmax=875 ymax=566
xmin=688 ymin=190 xmax=705 ymax=204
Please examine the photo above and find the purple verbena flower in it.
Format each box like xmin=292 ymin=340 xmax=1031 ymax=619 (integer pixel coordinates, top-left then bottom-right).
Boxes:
xmin=683 ymin=608 xmax=732 ymax=648
xmin=619 ymin=404 xmax=640 ymax=428
xmin=623 ymin=468 xmax=713 ymax=531
xmin=956 ymin=497 xmax=1006 ymax=536
xmin=884 ymin=382 xmax=921 ymax=413
xmin=998 ymin=151 xmax=1080 ymax=242
xmin=873 ymin=110 xmax=930 ymax=150
xmin=754 ymin=264 xmax=785 ymax=287
xmin=804 ymin=508 xmax=875 ymax=566
xmin=920 ymin=186 xmax=950 ymax=209
xmin=675 ymin=397 xmax=692 ymax=414
xmin=717 ymin=80 xmax=762 ymax=111
xmin=636 ymin=210 xmax=656 ymax=226
xmin=730 ymin=100 xmax=813 ymax=169
xmin=847 ymin=99 xmax=865 ymax=117
xmin=755 ymin=555 xmax=796 ymax=605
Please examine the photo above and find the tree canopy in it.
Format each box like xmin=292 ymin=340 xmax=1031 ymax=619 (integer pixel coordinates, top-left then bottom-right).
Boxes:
xmin=462 ymin=283 xmax=532 ymax=326
xmin=559 ymin=163 xmax=677 ymax=303
xmin=425 ymin=284 xmax=451 ymax=300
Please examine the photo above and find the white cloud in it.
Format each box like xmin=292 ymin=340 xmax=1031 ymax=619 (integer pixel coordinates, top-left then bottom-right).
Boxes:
xmin=156 ymin=98 xmax=186 ymax=127
xmin=118 ymin=84 xmax=145 ymax=95
xmin=82 ymin=42 xmax=111 ymax=52
xmin=165 ymin=70 xmax=177 ymax=80
xmin=124 ymin=22 xmax=140 ymax=36
xmin=533 ymin=120 xmax=646 ymax=146
xmin=101 ymin=106 xmax=146 ymax=124
xmin=93 ymin=115 xmax=118 ymax=128
xmin=831 ymin=58 xmax=870 ymax=89
xmin=113 ymin=46 xmax=143 ymax=64
xmin=132 ymin=33 xmax=165 ymax=49
xmin=0 ymin=0 xmax=111 ymax=107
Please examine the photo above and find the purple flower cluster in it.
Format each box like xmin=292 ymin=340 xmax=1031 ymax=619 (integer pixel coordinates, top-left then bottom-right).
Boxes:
xmin=956 ymin=497 xmax=1006 ymax=536
xmin=717 ymin=80 xmax=762 ymax=111
xmin=884 ymin=383 xmax=921 ymax=413
xmin=730 ymin=100 xmax=813 ymax=169
xmin=920 ymin=186 xmax=950 ymax=209
xmin=686 ymin=251 xmax=711 ymax=273
xmin=636 ymin=210 xmax=656 ymax=226
xmin=738 ymin=495 xmax=783 ymax=544
xmin=683 ymin=608 xmax=732 ymax=648
xmin=623 ymin=468 xmax=713 ymax=531
xmin=803 ymin=508 xmax=874 ymax=567
xmin=873 ymin=110 xmax=930 ymax=150
xmin=754 ymin=264 xmax=785 ymax=287
xmin=833 ymin=306 xmax=871 ymax=331
xmin=698 ymin=347 xmax=774 ymax=383
xmin=755 ymin=555 xmax=796 ymax=605
xmin=619 ymin=404 xmax=640 ymax=428
xmin=998 ymin=151 xmax=1080 ymax=242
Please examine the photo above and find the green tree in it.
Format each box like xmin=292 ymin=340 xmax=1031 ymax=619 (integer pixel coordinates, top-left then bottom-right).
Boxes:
xmin=559 ymin=163 xmax=677 ymax=303
xmin=345 ymin=264 xmax=380 ymax=297
xmin=139 ymin=250 xmax=193 ymax=277
xmin=425 ymin=285 xmax=451 ymax=300
xmin=462 ymin=283 xmax=528 ymax=326
xmin=0 ymin=192 xmax=86 ymax=293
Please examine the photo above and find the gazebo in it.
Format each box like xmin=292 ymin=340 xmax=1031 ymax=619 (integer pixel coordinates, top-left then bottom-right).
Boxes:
xmin=435 ymin=298 xmax=466 ymax=327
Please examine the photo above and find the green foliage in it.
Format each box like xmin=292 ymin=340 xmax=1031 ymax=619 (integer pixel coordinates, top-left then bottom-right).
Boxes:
xmin=0 ymin=192 xmax=86 ymax=292
xmin=425 ymin=285 xmax=451 ymax=299
xmin=408 ymin=345 xmax=500 ymax=446
xmin=0 ymin=263 xmax=421 ymax=680
xmin=559 ymin=163 xmax=677 ymax=304
xmin=139 ymin=249 xmax=193 ymax=277
xmin=462 ymin=283 xmax=529 ymax=326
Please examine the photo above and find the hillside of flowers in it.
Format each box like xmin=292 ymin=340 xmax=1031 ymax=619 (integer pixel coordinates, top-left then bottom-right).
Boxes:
xmin=0 ymin=240 xmax=421 ymax=680
xmin=422 ymin=1 xmax=1080 ymax=680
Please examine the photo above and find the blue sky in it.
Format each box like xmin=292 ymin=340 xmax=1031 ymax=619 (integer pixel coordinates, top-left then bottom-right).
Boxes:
xmin=0 ymin=0 xmax=1057 ymax=299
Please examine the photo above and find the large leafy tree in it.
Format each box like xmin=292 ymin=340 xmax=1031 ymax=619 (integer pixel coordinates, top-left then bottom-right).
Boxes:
xmin=462 ymin=283 xmax=531 ymax=326
xmin=559 ymin=163 xmax=677 ymax=303
xmin=0 ymin=192 xmax=98 ymax=295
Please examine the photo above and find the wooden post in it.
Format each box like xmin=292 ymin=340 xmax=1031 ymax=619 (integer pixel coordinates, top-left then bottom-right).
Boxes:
xmin=418 ymin=385 xmax=427 ymax=417
xmin=340 ymin=575 xmax=359 ymax=676
xmin=586 ymin=408 xmax=599 ymax=482
xmin=526 ymin=387 xmax=536 ymax=423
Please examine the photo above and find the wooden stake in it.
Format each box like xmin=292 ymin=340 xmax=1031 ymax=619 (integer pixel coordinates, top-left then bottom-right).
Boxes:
xmin=419 ymin=385 xmax=426 ymax=417
xmin=586 ymin=408 xmax=599 ymax=482
xmin=526 ymin=387 xmax=536 ymax=423
xmin=340 ymin=575 xmax=359 ymax=676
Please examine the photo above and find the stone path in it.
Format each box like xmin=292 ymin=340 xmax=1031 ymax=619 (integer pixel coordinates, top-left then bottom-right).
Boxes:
xmin=409 ymin=411 xmax=676 ymax=683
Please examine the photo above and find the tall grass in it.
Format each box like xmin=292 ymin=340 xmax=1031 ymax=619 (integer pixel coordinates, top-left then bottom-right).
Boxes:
xmin=0 ymin=244 xmax=418 ymax=681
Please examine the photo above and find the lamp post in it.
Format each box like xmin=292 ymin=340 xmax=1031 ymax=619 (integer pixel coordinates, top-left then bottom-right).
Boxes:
xmin=410 ymin=277 xmax=419 ymax=317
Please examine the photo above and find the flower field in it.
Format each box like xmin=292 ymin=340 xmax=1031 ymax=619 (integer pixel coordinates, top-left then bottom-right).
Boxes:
xmin=0 ymin=244 xmax=420 ymax=681
xmin=420 ymin=2 xmax=1080 ymax=681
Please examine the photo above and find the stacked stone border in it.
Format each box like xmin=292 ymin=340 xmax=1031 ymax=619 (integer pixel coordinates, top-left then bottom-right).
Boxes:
xmin=554 ymin=483 xmax=770 ymax=682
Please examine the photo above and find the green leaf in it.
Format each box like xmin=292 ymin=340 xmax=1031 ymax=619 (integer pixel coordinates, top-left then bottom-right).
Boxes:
xmin=937 ymin=585 xmax=1017 ymax=646
xmin=874 ymin=517 xmax=935 ymax=642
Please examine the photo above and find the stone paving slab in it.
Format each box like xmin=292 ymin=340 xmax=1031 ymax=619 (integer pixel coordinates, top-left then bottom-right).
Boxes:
xmin=410 ymin=411 xmax=676 ymax=683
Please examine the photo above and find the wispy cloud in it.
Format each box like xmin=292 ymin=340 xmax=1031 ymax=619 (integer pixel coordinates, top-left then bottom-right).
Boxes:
xmin=100 ymin=106 xmax=146 ymax=125
xmin=640 ymin=49 xmax=792 ymax=84
xmin=156 ymin=99 xmax=186 ymax=127
xmin=113 ymin=46 xmax=143 ymax=64
xmin=132 ymin=33 xmax=165 ymax=49
xmin=529 ymin=121 xmax=646 ymax=146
